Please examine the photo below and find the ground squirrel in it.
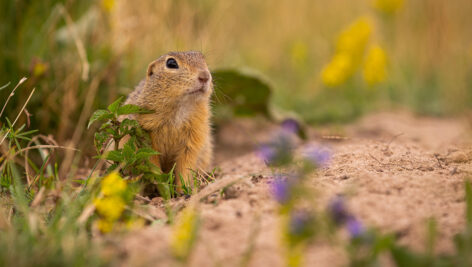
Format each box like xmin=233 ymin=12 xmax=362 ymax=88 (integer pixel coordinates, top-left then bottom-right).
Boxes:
xmin=124 ymin=51 xmax=213 ymax=189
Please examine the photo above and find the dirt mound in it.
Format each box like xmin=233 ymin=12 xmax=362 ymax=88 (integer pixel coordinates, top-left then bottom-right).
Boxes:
xmin=119 ymin=111 xmax=472 ymax=267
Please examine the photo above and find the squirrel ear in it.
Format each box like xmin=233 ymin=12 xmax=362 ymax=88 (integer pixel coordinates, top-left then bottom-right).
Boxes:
xmin=147 ymin=61 xmax=157 ymax=77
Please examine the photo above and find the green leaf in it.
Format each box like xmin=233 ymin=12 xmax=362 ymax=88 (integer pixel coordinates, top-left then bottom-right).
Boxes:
xmin=136 ymin=148 xmax=159 ymax=161
xmin=127 ymin=136 xmax=137 ymax=151
xmin=98 ymin=120 xmax=113 ymax=131
xmin=156 ymin=181 xmax=171 ymax=200
xmin=87 ymin=109 xmax=112 ymax=129
xmin=426 ymin=218 xmax=437 ymax=256
xmin=16 ymin=124 xmax=26 ymax=132
xmin=14 ymin=137 xmax=22 ymax=150
xmin=121 ymin=118 xmax=140 ymax=128
xmin=466 ymin=180 xmax=472 ymax=227
xmin=105 ymin=150 xmax=123 ymax=162
xmin=122 ymin=137 xmax=136 ymax=162
xmin=94 ymin=131 xmax=109 ymax=152
xmin=373 ymin=233 xmax=394 ymax=255
xmin=117 ymin=104 xmax=152 ymax=115
xmin=135 ymin=165 xmax=151 ymax=173
xmin=212 ymin=69 xmax=272 ymax=122
xmin=123 ymin=145 xmax=134 ymax=162
xmin=18 ymin=129 xmax=38 ymax=136
xmin=390 ymin=246 xmax=430 ymax=267
xmin=107 ymin=96 xmax=124 ymax=113
xmin=5 ymin=117 xmax=13 ymax=127
xmin=120 ymin=119 xmax=140 ymax=135
xmin=72 ymin=179 xmax=86 ymax=185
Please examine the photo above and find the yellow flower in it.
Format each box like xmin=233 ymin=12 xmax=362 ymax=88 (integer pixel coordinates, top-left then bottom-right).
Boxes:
xmin=101 ymin=172 xmax=127 ymax=196
xmin=101 ymin=0 xmax=115 ymax=13
xmin=94 ymin=195 xmax=125 ymax=221
xmin=321 ymin=53 xmax=354 ymax=87
xmin=97 ymin=219 xmax=114 ymax=233
xmin=321 ymin=16 xmax=373 ymax=87
xmin=126 ymin=218 xmax=145 ymax=230
xmin=373 ymin=0 xmax=404 ymax=15
xmin=33 ymin=62 xmax=47 ymax=77
xmin=94 ymin=173 xmax=130 ymax=233
xmin=363 ymin=44 xmax=388 ymax=86
xmin=336 ymin=17 xmax=372 ymax=61
xmin=170 ymin=207 xmax=199 ymax=260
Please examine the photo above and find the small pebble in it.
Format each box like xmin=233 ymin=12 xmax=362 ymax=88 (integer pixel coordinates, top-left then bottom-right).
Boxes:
xmin=223 ymin=185 xmax=240 ymax=199
xmin=448 ymin=152 xmax=469 ymax=163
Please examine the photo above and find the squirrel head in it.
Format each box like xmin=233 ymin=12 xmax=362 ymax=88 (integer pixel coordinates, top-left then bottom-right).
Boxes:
xmin=142 ymin=51 xmax=212 ymax=110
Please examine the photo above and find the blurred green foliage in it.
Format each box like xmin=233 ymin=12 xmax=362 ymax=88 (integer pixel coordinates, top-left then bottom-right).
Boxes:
xmin=0 ymin=159 xmax=105 ymax=267
xmin=212 ymin=69 xmax=271 ymax=122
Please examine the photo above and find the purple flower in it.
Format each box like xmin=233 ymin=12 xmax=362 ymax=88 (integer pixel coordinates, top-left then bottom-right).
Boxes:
xmin=303 ymin=145 xmax=331 ymax=167
xmin=328 ymin=195 xmax=349 ymax=225
xmin=289 ymin=210 xmax=314 ymax=236
xmin=346 ymin=216 xmax=365 ymax=238
xmin=328 ymin=196 xmax=366 ymax=238
xmin=257 ymin=144 xmax=277 ymax=164
xmin=257 ymin=132 xmax=293 ymax=166
xmin=281 ymin=118 xmax=300 ymax=134
xmin=271 ymin=178 xmax=291 ymax=204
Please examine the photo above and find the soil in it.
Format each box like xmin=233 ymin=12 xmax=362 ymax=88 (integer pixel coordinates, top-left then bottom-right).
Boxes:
xmin=116 ymin=111 xmax=472 ymax=267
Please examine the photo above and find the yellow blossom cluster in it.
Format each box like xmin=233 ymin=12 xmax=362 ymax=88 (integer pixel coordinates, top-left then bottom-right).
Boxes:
xmin=170 ymin=206 xmax=199 ymax=261
xmin=373 ymin=0 xmax=404 ymax=15
xmin=322 ymin=17 xmax=372 ymax=86
xmin=363 ymin=44 xmax=388 ymax=86
xmin=321 ymin=16 xmax=388 ymax=87
xmin=336 ymin=17 xmax=372 ymax=61
xmin=94 ymin=172 xmax=127 ymax=233
xmin=321 ymin=53 xmax=354 ymax=87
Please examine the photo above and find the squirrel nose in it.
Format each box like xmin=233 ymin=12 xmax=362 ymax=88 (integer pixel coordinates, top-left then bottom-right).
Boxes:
xmin=198 ymin=71 xmax=210 ymax=84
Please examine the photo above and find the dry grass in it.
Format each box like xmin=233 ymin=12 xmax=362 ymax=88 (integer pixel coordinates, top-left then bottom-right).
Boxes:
xmin=109 ymin=0 xmax=472 ymax=114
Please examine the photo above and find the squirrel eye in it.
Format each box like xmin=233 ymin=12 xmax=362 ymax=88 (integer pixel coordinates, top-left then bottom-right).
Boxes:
xmin=166 ymin=58 xmax=179 ymax=69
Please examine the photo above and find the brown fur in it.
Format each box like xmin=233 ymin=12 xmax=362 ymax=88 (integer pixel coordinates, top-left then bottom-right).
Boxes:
xmin=124 ymin=51 xmax=213 ymax=189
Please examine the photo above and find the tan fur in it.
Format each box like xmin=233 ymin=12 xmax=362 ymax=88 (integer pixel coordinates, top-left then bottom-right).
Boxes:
xmin=124 ymin=51 xmax=213 ymax=190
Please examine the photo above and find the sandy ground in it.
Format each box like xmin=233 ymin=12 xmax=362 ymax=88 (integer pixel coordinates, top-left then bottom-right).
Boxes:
xmin=116 ymin=111 xmax=472 ymax=267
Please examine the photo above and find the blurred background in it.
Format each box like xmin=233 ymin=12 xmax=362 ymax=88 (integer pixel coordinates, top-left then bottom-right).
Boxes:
xmin=1 ymin=0 xmax=472 ymax=150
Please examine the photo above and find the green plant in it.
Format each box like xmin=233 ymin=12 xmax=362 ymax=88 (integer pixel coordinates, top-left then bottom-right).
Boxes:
xmin=0 ymin=81 xmax=58 ymax=194
xmin=88 ymin=97 xmax=197 ymax=199
xmin=0 ymin=80 xmax=106 ymax=267
xmin=0 ymin=119 xmax=38 ymax=190
xmin=0 ymin=169 xmax=108 ymax=267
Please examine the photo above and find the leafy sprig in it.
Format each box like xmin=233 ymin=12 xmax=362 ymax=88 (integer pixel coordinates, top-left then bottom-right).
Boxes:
xmin=88 ymin=97 xmax=179 ymax=199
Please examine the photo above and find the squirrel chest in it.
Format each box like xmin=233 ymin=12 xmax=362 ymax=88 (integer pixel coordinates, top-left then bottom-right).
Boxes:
xmin=138 ymin=102 xmax=210 ymax=174
xmin=124 ymin=51 xmax=213 ymax=188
